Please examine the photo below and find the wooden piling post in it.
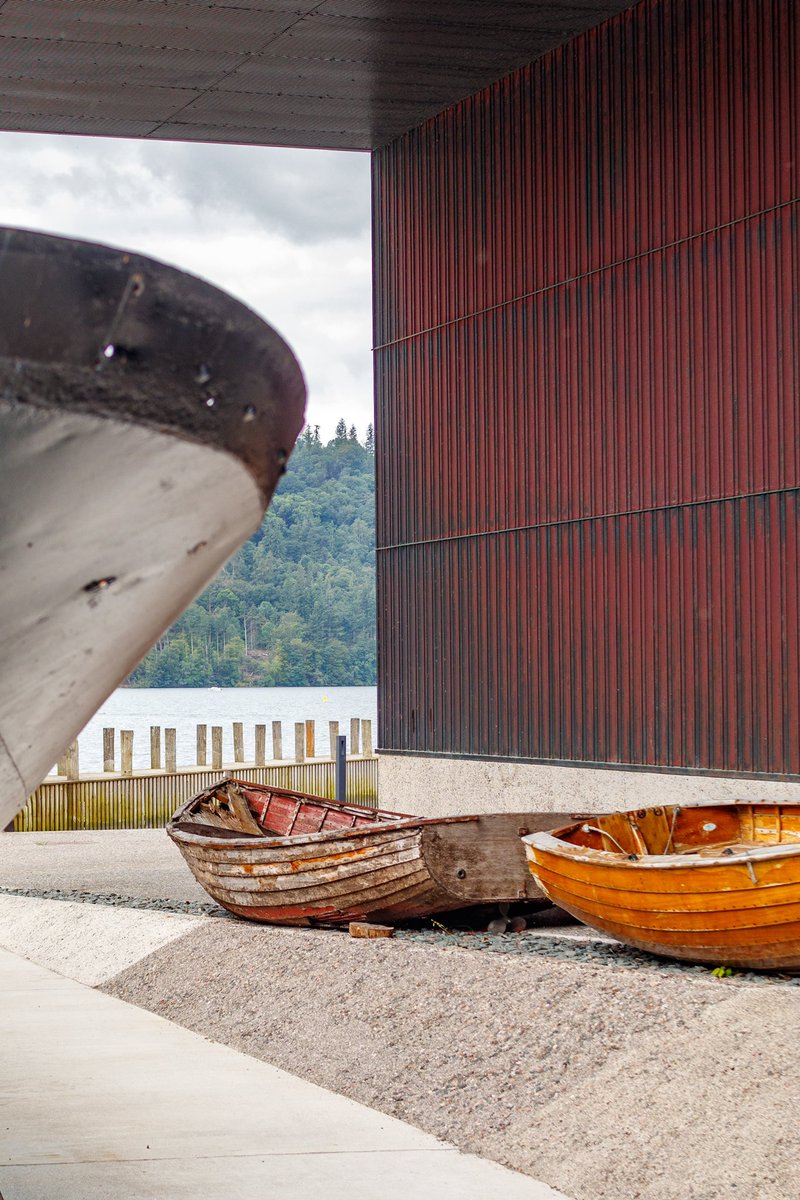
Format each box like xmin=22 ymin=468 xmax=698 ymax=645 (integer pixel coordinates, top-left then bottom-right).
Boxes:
xmin=361 ymin=719 xmax=373 ymax=757
xmin=102 ymin=728 xmax=115 ymax=773
xmin=328 ymin=721 xmax=339 ymax=757
xmin=350 ymin=718 xmax=360 ymax=756
xmin=64 ymin=741 xmax=80 ymax=781
xmin=305 ymin=719 xmax=315 ymax=759
xmin=120 ymin=730 xmax=134 ymax=776
xmin=211 ymin=726 xmax=223 ymax=770
xmin=294 ymin=722 xmax=305 ymax=762
xmin=272 ymin=721 xmax=283 ymax=761
xmin=165 ymin=728 xmax=177 ymax=773
xmin=196 ymin=724 xmax=207 ymax=767
xmin=150 ymin=726 xmax=162 ymax=771
xmin=255 ymin=724 xmax=266 ymax=766
xmin=233 ymin=722 xmax=244 ymax=763
xmin=56 ymin=753 xmax=68 ymax=777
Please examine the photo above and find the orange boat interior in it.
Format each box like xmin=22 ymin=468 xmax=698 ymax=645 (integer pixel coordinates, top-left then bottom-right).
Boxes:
xmin=559 ymin=804 xmax=800 ymax=858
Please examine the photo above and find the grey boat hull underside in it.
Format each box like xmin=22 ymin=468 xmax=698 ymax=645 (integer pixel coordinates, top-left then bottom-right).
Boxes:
xmin=0 ymin=228 xmax=305 ymax=826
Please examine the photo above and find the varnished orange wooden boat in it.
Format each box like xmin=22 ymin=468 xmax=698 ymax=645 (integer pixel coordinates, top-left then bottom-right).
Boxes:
xmin=523 ymin=801 xmax=800 ymax=970
xmin=168 ymin=778 xmax=573 ymax=926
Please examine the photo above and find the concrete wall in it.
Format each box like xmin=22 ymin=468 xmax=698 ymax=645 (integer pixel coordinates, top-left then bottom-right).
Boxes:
xmin=379 ymin=753 xmax=800 ymax=818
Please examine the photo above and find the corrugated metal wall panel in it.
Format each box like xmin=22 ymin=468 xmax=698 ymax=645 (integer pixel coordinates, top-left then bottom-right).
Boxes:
xmin=378 ymin=494 xmax=800 ymax=774
xmin=376 ymin=206 xmax=800 ymax=546
xmin=373 ymin=0 xmax=800 ymax=777
xmin=374 ymin=0 xmax=799 ymax=348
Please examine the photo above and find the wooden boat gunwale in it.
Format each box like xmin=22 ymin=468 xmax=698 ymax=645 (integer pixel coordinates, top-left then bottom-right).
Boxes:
xmin=525 ymin=827 xmax=800 ymax=871
xmin=167 ymin=777 xmax=478 ymax=853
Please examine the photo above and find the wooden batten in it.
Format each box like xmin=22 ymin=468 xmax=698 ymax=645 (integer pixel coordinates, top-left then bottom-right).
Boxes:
xmin=150 ymin=726 xmax=162 ymax=771
xmin=361 ymin=719 xmax=373 ymax=756
xmin=64 ymin=741 xmax=79 ymax=781
xmin=211 ymin=726 xmax=223 ymax=770
xmin=120 ymin=731 xmax=133 ymax=776
xmin=165 ymin=728 xmax=177 ymax=773
xmin=328 ymin=721 xmax=339 ymax=757
xmin=349 ymin=922 xmax=394 ymax=938
xmin=102 ymin=728 xmax=115 ymax=773
xmin=233 ymin=722 xmax=244 ymax=763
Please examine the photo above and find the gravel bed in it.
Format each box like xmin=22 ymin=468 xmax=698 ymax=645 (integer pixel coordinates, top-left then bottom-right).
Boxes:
xmin=396 ymin=928 xmax=800 ymax=988
xmin=0 ymin=884 xmax=227 ymax=918
xmin=102 ymin=917 xmax=800 ymax=1200
xmin=5 ymin=880 xmax=797 ymax=991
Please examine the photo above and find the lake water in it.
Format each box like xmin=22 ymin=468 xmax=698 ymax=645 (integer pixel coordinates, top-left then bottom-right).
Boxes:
xmin=64 ymin=686 xmax=378 ymax=774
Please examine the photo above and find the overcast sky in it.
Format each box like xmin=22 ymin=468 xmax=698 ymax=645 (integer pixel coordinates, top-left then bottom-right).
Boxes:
xmin=0 ymin=132 xmax=373 ymax=441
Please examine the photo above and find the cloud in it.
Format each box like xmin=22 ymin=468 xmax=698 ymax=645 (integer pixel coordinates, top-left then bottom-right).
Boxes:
xmin=0 ymin=131 xmax=374 ymax=440
xmin=151 ymin=141 xmax=371 ymax=244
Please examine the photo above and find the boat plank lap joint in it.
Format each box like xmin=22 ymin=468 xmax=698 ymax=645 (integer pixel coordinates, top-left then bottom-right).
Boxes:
xmin=523 ymin=800 xmax=800 ymax=970
xmin=168 ymin=778 xmax=580 ymax=926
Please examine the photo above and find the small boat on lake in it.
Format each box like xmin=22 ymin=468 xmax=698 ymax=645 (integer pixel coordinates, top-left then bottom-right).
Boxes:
xmin=522 ymin=801 xmax=800 ymax=970
xmin=168 ymin=777 xmax=578 ymax=926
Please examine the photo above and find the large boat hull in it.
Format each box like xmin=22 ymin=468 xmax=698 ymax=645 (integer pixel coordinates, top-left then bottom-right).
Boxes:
xmin=0 ymin=229 xmax=305 ymax=826
xmin=523 ymin=802 xmax=800 ymax=970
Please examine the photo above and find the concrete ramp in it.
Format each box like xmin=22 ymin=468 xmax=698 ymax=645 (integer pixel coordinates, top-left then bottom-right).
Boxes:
xmin=0 ymin=949 xmax=570 ymax=1200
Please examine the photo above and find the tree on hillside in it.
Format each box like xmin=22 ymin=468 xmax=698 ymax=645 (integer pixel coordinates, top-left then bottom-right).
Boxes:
xmin=128 ymin=423 xmax=377 ymax=687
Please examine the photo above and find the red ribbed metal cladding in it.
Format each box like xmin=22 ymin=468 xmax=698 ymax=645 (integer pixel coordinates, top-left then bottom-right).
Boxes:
xmin=376 ymin=208 xmax=800 ymax=547
xmin=374 ymin=0 xmax=799 ymax=347
xmin=373 ymin=0 xmax=800 ymax=777
xmin=378 ymin=494 xmax=800 ymax=774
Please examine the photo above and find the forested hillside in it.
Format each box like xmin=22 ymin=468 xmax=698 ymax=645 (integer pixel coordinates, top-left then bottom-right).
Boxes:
xmin=128 ymin=422 xmax=376 ymax=686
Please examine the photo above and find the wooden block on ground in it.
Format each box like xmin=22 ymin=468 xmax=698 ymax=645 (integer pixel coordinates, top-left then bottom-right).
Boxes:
xmin=349 ymin=922 xmax=395 ymax=939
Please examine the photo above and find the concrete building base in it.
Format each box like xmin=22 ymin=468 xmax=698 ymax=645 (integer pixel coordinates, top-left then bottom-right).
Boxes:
xmin=379 ymin=754 xmax=800 ymax=817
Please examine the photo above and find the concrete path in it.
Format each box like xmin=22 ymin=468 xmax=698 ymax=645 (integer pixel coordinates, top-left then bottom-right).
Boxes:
xmin=0 ymin=948 xmax=570 ymax=1200
xmin=0 ymin=893 xmax=204 ymax=985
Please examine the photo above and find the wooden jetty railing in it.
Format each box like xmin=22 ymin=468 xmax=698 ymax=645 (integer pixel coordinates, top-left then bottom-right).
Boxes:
xmin=13 ymin=719 xmax=377 ymax=833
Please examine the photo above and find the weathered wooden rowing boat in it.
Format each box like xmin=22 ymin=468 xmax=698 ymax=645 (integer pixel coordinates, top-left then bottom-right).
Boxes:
xmin=0 ymin=228 xmax=304 ymax=827
xmin=522 ymin=801 xmax=800 ymax=970
xmin=168 ymin=778 xmax=577 ymax=925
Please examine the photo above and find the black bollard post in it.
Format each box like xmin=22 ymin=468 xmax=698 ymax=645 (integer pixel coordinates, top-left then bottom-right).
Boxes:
xmin=335 ymin=735 xmax=347 ymax=803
